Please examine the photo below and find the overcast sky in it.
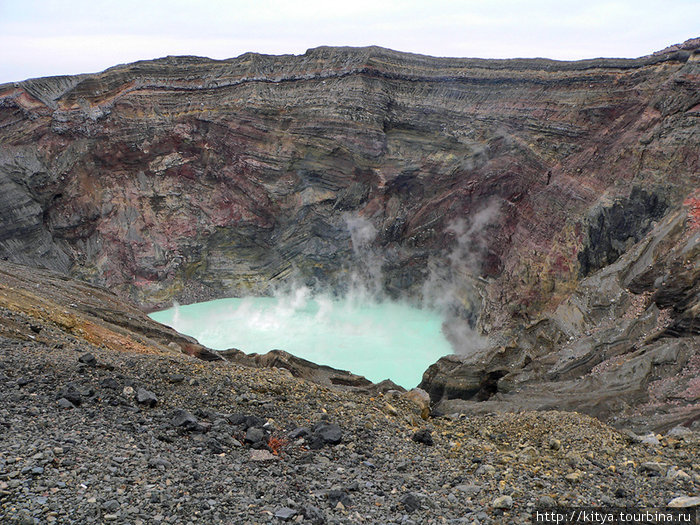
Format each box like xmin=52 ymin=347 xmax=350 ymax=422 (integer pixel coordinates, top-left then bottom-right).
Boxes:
xmin=1 ymin=0 xmax=698 ymax=84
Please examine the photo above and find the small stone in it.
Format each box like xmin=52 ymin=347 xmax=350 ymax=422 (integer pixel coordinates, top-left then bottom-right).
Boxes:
xmin=401 ymin=388 xmax=431 ymax=419
xmin=122 ymin=386 xmax=135 ymax=399
xmin=245 ymin=427 xmax=268 ymax=446
xmin=667 ymin=426 xmax=693 ymax=438
xmin=667 ymin=496 xmax=700 ymax=508
xmin=58 ymin=384 xmax=82 ymax=406
xmin=311 ymin=423 xmax=342 ymax=447
xmin=492 ymin=495 xmax=513 ymax=509
xmin=454 ymin=484 xmax=481 ymax=496
xmin=171 ymin=409 xmax=200 ymax=431
xmin=136 ymin=388 xmax=158 ymax=407
xmin=475 ymin=464 xmax=496 ymax=477
xmin=548 ymin=438 xmax=561 ymax=450
xmin=18 ymin=515 xmax=34 ymax=525
xmin=78 ymin=353 xmax=97 ymax=366
xmin=249 ymin=449 xmax=278 ymax=461
xmin=103 ymin=500 xmax=120 ymax=512
xmin=274 ymin=507 xmax=297 ymax=521
xmin=383 ymin=403 xmax=399 ymax=416
xmin=327 ymin=489 xmax=352 ymax=508
xmin=667 ymin=467 xmax=691 ymax=481
xmin=614 ymin=487 xmax=628 ymax=499
xmin=57 ymin=398 xmax=75 ymax=409
xmin=288 ymin=427 xmax=310 ymax=439
xmin=539 ymin=495 xmax=556 ymax=506
xmin=206 ymin=437 xmax=225 ymax=454
xmin=148 ymin=457 xmax=171 ymax=469
xmin=640 ymin=433 xmax=660 ymax=446
xmin=639 ymin=462 xmax=666 ymax=475
xmin=101 ymin=378 xmax=120 ymax=390
xmin=412 ymin=429 xmax=434 ymax=446
xmin=17 ymin=377 xmax=32 ymax=387
xmin=169 ymin=374 xmax=185 ymax=383
xmin=519 ymin=446 xmax=538 ymax=463
xmin=619 ymin=429 xmax=643 ymax=443
xmin=565 ymin=471 xmax=582 ymax=483
xmin=399 ymin=493 xmax=422 ymax=513
xmin=301 ymin=504 xmax=325 ymax=524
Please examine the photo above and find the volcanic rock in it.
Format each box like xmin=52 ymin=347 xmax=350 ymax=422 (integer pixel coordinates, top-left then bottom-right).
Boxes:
xmin=274 ymin=507 xmax=297 ymax=521
xmin=244 ymin=427 xmax=268 ymax=447
xmin=308 ymin=422 xmax=343 ymax=449
xmin=56 ymin=398 xmax=75 ymax=409
xmin=667 ymin=496 xmax=700 ymax=508
xmin=171 ymin=409 xmax=200 ymax=431
xmin=57 ymin=384 xmax=82 ymax=406
xmin=1 ymin=44 xmax=697 ymax=326
xmin=412 ymin=428 xmax=434 ymax=446
xmin=136 ymin=388 xmax=158 ymax=407
xmin=0 ymin=41 xmax=698 ymax=432
xmin=78 ymin=353 xmax=97 ymax=366
xmin=399 ymin=492 xmax=422 ymax=513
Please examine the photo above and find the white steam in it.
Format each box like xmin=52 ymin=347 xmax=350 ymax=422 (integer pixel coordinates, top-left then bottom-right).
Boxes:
xmin=421 ymin=200 xmax=502 ymax=355
xmin=343 ymin=213 xmax=383 ymax=299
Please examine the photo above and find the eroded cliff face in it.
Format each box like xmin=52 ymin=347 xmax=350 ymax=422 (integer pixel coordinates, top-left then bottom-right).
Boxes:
xmin=0 ymin=42 xmax=698 ymax=426
xmin=1 ymin=43 xmax=698 ymax=319
xmin=421 ymin=197 xmax=699 ymax=430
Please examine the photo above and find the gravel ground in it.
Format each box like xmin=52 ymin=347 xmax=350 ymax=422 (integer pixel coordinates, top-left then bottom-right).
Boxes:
xmin=0 ymin=337 xmax=698 ymax=524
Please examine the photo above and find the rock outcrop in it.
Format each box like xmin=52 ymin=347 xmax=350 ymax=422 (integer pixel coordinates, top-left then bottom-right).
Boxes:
xmin=0 ymin=259 xmax=220 ymax=361
xmin=420 ymin=198 xmax=699 ymax=431
xmin=0 ymin=41 xmax=698 ymax=428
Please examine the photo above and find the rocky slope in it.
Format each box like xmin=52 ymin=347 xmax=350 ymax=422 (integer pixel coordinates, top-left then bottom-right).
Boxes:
xmin=421 ymin=197 xmax=700 ymax=431
xmin=1 ymin=288 xmax=698 ymax=523
xmin=0 ymin=40 xmax=699 ymax=430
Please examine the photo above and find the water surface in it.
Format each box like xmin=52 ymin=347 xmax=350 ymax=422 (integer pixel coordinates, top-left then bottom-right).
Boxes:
xmin=149 ymin=290 xmax=452 ymax=389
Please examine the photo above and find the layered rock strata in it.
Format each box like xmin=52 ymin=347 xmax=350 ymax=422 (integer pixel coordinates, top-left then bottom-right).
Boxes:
xmin=1 ymin=42 xmax=698 ymax=322
xmin=421 ymin=199 xmax=700 ymax=431
xmin=0 ymin=41 xmax=698 ymax=427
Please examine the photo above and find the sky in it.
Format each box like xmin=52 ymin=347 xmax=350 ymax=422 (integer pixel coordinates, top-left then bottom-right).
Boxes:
xmin=1 ymin=0 xmax=698 ymax=84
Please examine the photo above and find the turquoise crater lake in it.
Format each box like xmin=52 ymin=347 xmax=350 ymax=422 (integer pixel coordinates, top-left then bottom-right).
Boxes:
xmin=149 ymin=290 xmax=453 ymax=389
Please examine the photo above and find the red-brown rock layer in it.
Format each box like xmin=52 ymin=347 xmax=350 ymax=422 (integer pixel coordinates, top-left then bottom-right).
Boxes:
xmin=0 ymin=42 xmax=698 ymax=428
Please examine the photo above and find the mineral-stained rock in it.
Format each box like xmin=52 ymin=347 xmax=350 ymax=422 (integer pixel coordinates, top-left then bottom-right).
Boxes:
xmin=0 ymin=42 xmax=698 ymax=430
xmin=0 ymin=43 xmax=697 ymax=326
xmin=401 ymin=388 xmax=431 ymax=419
xmin=420 ymin=203 xmax=700 ymax=431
